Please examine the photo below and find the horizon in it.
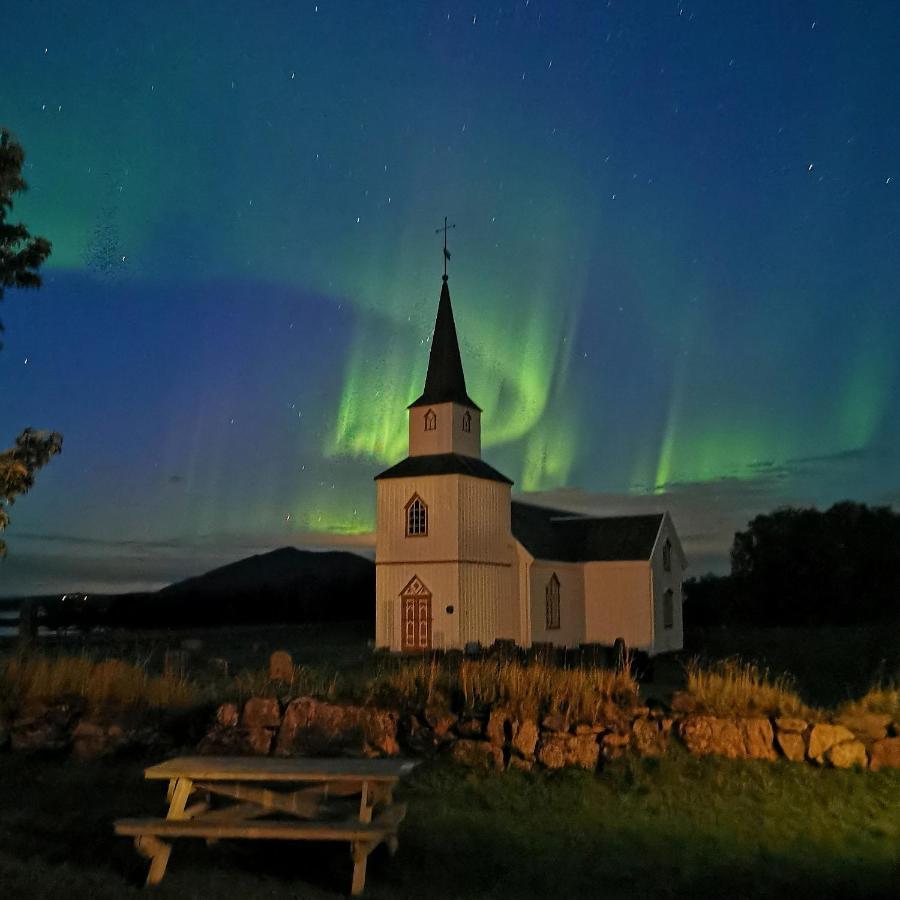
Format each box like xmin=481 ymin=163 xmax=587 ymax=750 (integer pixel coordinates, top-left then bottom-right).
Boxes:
xmin=3 ymin=2 xmax=899 ymax=596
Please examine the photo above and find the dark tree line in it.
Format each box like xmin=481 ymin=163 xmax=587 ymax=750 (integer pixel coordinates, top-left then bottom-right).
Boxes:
xmin=685 ymin=502 xmax=900 ymax=627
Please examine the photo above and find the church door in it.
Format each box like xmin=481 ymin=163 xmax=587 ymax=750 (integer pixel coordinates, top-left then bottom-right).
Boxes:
xmin=400 ymin=576 xmax=432 ymax=652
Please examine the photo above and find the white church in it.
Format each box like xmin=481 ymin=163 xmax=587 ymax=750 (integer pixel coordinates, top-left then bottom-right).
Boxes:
xmin=374 ymin=272 xmax=685 ymax=656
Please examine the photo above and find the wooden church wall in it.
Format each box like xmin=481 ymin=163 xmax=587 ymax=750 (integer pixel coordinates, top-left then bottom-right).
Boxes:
xmin=583 ymin=561 xmax=653 ymax=650
xmin=408 ymin=403 xmax=481 ymax=458
xmin=529 ymin=560 xmax=585 ymax=648
xmin=648 ymin=517 xmax=684 ymax=654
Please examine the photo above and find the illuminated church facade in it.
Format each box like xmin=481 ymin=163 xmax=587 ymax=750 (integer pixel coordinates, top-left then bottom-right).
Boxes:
xmin=374 ymin=273 xmax=685 ymax=656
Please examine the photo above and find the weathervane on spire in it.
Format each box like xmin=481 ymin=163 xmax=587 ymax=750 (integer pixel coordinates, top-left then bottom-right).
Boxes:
xmin=435 ymin=216 xmax=456 ymax=280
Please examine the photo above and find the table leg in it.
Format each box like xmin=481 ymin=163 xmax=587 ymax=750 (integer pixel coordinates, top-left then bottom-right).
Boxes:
xmin=358 ymin=780 xmax=374 ymax=824
xmin=135 ymin=834 xmax=172 ymax=886
xmin=350 ymin=840 xmax=374 ymax=896
xmin=166 ymin=777 xmax=194 ymax=821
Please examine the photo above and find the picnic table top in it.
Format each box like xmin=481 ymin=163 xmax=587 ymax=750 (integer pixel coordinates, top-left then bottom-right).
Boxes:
xmin=144 ymin=756 xmax=419 ymax=783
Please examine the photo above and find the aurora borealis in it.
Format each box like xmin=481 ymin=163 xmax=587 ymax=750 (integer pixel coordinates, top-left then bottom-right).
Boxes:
xmin=2 ymin=1 xmax=899 ymax=595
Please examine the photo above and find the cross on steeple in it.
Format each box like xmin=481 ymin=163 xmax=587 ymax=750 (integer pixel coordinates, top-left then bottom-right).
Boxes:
xmin=435 ymin=216 xmax=456 ymax=279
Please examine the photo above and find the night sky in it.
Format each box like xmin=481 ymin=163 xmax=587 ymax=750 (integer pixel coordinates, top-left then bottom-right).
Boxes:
xmin=2 ymin=1 xmax=899 ymax=595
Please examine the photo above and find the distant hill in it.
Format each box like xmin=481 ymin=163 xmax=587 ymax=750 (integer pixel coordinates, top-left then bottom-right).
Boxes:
xmin=34 ymin=548 xmax=375 ymax=630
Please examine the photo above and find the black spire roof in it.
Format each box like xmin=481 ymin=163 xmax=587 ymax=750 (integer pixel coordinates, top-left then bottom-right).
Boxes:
xmin=409 ymin=276 xmax=481 ymax=410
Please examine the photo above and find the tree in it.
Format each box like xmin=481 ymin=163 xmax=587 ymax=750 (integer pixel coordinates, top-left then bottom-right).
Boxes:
xmin=0 ymin=428 xmax=62 ymax=557
xmin=0 ymin=127 xmax=59 ymax=557
xmin=1 ymin=128 xmax=52 ymax=344
xmin=728 ymin=502 xmax=900 ymax=625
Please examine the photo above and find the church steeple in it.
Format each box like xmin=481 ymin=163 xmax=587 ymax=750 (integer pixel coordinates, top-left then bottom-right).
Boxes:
xmin=409 ymin=275 xmax=481 ymax=411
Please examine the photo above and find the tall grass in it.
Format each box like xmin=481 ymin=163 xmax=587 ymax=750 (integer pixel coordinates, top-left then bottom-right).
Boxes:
xmin=362 ymin=656 xmax=639 ymax=720
xmin=0 ymin=655 xmax=198 ymax=712
xmin=5 ymin=649 xmax=892 ymax=723
xmin=675 ymin=658 xmax=812 ymax=718
xmin=839 ymin=684 xmax=900 ymax=719
xmin=230 ymin=664 xmax=341 ymax=703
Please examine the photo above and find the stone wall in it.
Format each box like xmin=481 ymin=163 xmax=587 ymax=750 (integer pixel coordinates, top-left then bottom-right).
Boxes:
xmin=197 ymin=697 xmax=900 ymax=774
xmin=2 ymin=695 xmax=898 ymax=773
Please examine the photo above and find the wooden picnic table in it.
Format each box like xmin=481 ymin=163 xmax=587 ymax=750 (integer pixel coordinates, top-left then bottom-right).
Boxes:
xmin=115 ymin=756 xmax=418 ymax=895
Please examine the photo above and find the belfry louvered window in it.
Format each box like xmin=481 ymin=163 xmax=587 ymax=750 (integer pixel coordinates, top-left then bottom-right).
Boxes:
xmin=546 ymin=573 xmax=561 ymax=630
xmin=424 ymin=409 xmax=437 ymax=431
xmin=405 ymin=495 xmax=427 ymax=537
xmin=462 ymin=410 xmax=471 ymax=432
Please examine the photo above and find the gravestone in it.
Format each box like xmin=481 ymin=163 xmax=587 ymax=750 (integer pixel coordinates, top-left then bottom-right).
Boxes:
xmin=269 ymin=650 xmax=294 ymax=682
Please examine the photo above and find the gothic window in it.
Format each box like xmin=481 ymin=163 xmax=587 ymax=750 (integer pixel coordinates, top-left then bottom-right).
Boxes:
xmin=405 ymin=495 xmax=428 ymax=537
xmin=462 ymin=410 xmax=472 ymax=433
xmin=545 ymin=573 xmax=560 ymax=630
xmin=663 ymin=589 xmax=674 ymax=629
xmin=662 ymin=539 xmax=672 ymax=572
xmin=424 ymin=409 xmax=437 ymax=431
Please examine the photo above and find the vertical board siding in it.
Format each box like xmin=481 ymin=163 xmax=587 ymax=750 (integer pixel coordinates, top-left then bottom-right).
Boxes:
xmin=529 ymin=562 xmax=585 ymax=647
xmin=583 ymin=562 xmax=652 ymax=650
xmin=376 ymin=564 xmax=461 ymax=652
xmin=649 ymin=516 xmax=685 ymax=654
xmin=376 ymin=477 xmax=460 ymax=562
xmin=376 ymin=474 xmax=517 ymax=651
xmin=408 ymin=403 xmax=481 ymax=458
xmin=457 ymin=480 xmax=513 ymax=560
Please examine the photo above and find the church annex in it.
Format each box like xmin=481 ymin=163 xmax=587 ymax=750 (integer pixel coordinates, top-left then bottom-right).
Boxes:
xmin=374 ymin=272 xmax=686 ymax=656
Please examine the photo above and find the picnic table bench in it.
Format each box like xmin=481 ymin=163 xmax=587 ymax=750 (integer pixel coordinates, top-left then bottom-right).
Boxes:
xmin=114 ymin=756 xmax=418 ymax=895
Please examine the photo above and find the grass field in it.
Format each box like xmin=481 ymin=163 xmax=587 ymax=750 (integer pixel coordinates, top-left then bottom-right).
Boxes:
xmin=0 ymin=752 xmax=897 ymax=899
xmin=1 ymin=624 xmax=898 ymax=897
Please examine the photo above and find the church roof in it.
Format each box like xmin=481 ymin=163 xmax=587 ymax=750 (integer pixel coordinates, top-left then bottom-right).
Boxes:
xmin=511 ymin=501 xmax=664 ymax=562
xmin=408 ymin=276 xmax=481 ymax=411
xmin=374 ymin=452 xmax=513 ymax=484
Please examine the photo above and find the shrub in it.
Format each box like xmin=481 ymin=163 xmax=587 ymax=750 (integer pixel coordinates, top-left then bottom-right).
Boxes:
xmin=674 ymin=658 xmax=813 ymax=719
xmin=839 ymin=684 xmax=900 ymax=719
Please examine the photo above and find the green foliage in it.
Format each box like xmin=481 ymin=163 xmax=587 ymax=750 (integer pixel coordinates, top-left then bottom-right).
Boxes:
xmin=0 ymin=427 xmax=63 ymax=557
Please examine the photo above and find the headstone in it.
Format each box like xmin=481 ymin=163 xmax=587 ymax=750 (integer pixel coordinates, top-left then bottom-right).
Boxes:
xmin=269 ymin=650 xmax=294 ymax=682
xmin=164 ymin=649 xmax=188 ymax=680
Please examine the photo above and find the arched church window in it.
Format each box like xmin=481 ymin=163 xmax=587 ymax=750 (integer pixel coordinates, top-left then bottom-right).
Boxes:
xmin=405 ymin=495 xmax=428 ymax=537
xmin=462 ymin=410 xmax=471 ymax=433
xmin=663 ymin=539 xmax=672 ymax=572
xmin=546 ymin=573 xmax=560 ymax=630
xmin=663 ymin=589 xmax=674 ymax=629
xmin=424 ymin=409 xmax=437 ymax=431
